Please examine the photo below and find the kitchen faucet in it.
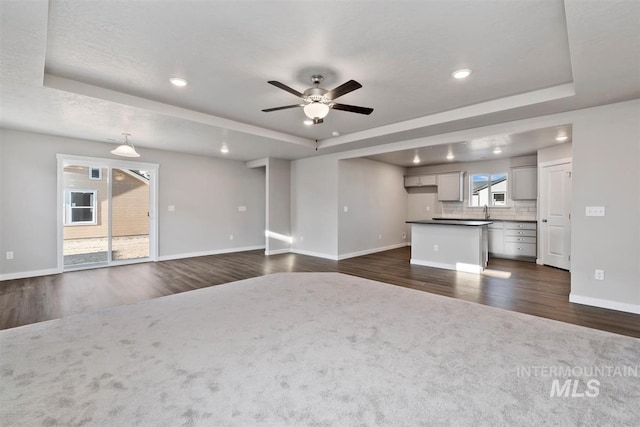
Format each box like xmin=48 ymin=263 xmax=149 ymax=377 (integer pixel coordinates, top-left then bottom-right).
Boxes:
xmin=483 ymin=204 xmax=490 ymax=219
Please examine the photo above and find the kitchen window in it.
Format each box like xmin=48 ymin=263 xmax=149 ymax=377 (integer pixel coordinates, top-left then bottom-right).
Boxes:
xmin=66 ymin=190 xmax=98 ymax=225
xmin=469 ymin=173 xmax=508 ymax=207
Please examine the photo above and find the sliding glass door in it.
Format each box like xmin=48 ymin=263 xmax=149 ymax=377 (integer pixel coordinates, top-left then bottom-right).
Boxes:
xmin=111 ymin=168 xmax=151 ymax=262
xmin=58 ymin=155 xmax=158 ymax=270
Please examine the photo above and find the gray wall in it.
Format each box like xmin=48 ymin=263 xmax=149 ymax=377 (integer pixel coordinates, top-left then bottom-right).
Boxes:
xmin=290 ymin=156 xmax=338 ymax=258
xmin=337 ymin=158 xmax=408 ymax=257
xmin=0 ymin=129 xmax=265 ymax=276
xmin=570 ymin=101 xmax=639 ymax=308
xmin=265 ymin=158 xmax=291 ymax=254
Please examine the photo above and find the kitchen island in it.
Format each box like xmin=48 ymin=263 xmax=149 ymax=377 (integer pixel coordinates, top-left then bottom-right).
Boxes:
xmin=406 ymin=220 xmax=492 ymax=273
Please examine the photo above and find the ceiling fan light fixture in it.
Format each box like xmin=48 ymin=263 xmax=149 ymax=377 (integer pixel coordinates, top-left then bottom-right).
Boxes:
xmin=303 ymin=102 xmax=330 ymax=119
xmin=110 ymin=133 xmax=140 ymax=158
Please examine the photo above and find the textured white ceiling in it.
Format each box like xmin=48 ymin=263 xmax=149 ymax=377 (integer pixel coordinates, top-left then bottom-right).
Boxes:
xmin=0 ymin=0 xmax=638 ymax=162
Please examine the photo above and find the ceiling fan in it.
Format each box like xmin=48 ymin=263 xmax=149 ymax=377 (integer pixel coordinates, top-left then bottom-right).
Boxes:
xmin=262 ymin=75 xmax=373 ymax=124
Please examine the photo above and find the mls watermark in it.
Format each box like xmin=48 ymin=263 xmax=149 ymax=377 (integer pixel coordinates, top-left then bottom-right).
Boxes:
xmin=516 ymin=365 xmax=639 ymax=398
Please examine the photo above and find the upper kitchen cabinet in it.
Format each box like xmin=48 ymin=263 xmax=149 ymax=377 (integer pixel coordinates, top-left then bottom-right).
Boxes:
xmin=511 ymin=166 xmax=538 ymax=200
xmin=404 ymin=174 xmax=437 ymax=187
xmin=437 ymin=172 xmax=464 ymax=201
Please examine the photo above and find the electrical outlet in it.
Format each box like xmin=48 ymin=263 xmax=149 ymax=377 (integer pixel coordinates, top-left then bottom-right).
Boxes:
xmin=594 ymin=269 xmax=605 ymax=280
xmin=238 ymin=206 xmax=247 ymax=212
xmin=402 ymin=232 xmax=407 ymax=239
xmin=229 ymin=234 xmax=234 ymax=240
xmin=426 ymin=206 xmax=431 ymax=211
xmin=433 ymin=244 xmax=439 ymax=252
xmin=300 ymin=236 xmax=304 ymax=242
xmin=167 ymin=205 xmax=175 ymax=212
xmin=6 ymin=251 xmax=14 ymax=260
xmin=378 ymin=234 xmax=382 ymax=240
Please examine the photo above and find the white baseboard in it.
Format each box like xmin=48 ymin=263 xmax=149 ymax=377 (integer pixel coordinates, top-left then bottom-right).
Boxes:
xmin=158 ymin=245 xmax=265 ymax=262
xmin=265 ymin=248 xmax=291 ymax=256
xmin=338 ymin=242 xmax=409 ymax=260
xmin=569 ymin=294 xmax=640 ymax=315
xmin=290 ymin=249 xmax=339 ymax=261
xmin=0 ymin=267 xmax=62 ymax=282
xmin=410 ymin=259 xmax=483 ymax=274
xmin=411 ymin=259 xmax=455 ymax=270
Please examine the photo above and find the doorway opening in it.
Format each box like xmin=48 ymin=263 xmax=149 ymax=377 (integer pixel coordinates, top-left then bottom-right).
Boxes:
xmin=57 ymin=155 xmax=159 ymax=270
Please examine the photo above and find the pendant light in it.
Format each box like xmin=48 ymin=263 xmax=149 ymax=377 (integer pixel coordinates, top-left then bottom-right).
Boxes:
xmin=111 ymin=133 xmax=140 ymax=158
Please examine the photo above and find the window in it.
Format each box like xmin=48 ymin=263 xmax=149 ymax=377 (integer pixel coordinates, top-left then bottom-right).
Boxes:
xmin=469 ymin=173 xmax=508 ymax=207
xmin=89 ymin=167 xmax=102 ymax=180
xmin=66 ymin=190 xmax=98 ymax=225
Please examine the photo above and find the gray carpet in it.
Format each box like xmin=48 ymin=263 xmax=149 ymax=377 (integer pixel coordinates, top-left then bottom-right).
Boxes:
xmin=0 ymin=272 xmax=638 ymax=426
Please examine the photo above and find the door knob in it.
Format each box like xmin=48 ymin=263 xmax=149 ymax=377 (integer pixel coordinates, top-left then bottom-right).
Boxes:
xmin=542 ymin=219 xmax=548 ymax=223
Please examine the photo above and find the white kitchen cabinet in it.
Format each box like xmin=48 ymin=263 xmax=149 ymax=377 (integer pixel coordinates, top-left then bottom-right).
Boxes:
xmin=488 ymin=221 xmax=537 ymax=261
xmin=437 ymin=172 xmax=464 ymax=201
xmin=404 ymin=174 xmax=437 ymax=187
xmin=404 ymin=176 xmax=421 ymax=187
xmin=488 ymin=221 xmax=505 ymax=254
xmin=511 ymin=166 xmax=537 ymax=200
xmin=488 ymin=227 xmax=504 ymax=254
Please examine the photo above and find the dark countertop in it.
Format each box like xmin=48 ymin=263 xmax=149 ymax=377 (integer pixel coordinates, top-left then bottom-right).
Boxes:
xmin=407 ymin=220 xmax=492 ymax=226
xmin=432 ymin=217 xmax=537 ymax=223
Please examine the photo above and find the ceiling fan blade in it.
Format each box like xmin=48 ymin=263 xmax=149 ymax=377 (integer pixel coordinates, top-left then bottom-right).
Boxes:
xmin=330 ymin=103 xmax=374 ymax=115
xmin=267 ymin=81 xmax=303 ymax=98
xmin=262 ymin=104 xmax=301 ymax=112
xmin=326 ymin=80 xmax=362 ymax=100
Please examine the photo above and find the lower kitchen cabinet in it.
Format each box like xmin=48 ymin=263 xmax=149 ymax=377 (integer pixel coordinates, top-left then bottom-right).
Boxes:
xmin=488 ymin=225 xmax=504 ymax=254
xmin=488 ymin=221 xmax=537 ymax=262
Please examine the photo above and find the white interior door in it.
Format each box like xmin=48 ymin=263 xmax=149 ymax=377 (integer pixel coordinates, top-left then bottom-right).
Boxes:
xmin=539 ymin=161 xmax=572 ymax=270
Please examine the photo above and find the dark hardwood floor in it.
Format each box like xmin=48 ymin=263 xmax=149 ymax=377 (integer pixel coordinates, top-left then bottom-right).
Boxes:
xmin=1 ymin=247 xmax=639 ymax=337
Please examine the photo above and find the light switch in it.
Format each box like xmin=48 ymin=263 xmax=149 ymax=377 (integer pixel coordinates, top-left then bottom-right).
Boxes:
xmin=585 ymin=206 xmax=605 ymax=217
xmin=168 ymin=205 xmax=175 ymax=212
xmin=343 ymin=206 xmax=349 ymax=212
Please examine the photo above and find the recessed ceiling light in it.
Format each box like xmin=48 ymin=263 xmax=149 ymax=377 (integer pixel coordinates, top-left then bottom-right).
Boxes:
xmin=220 ymin=143 xmax=229 ymax=154
xmin=303 ymin=119 xmax=314 ymax=126
xmin=446 ymin=153 xmax=455 ymax=160
xmin=452 ymin=69 xmax=472 ymax=79
xmin=555 ymin=135 xmax=568 ymax=142
xmin=332 ymin=131 xmax=340 ymax=137
xmin=413 ymin=155 xmax=420 ymax=164
xmin=493 ymin=147 xmax=502 ymax=154
xmin=170 ymin=77 xmax=188 ymax=87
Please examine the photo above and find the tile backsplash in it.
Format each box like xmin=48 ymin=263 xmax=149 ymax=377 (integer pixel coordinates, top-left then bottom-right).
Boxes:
xmin=440 ymin=200 xmax=537 ymax=221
